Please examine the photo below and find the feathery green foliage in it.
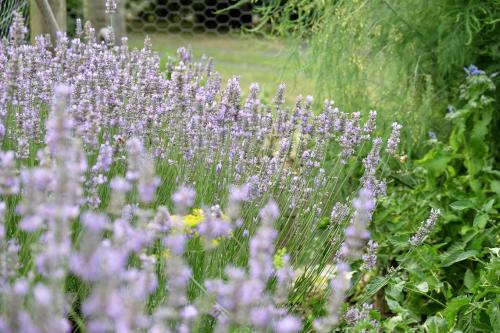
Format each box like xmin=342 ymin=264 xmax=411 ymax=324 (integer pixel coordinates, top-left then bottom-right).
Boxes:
xmin=249 ymin=0 xmax=500 ymax=155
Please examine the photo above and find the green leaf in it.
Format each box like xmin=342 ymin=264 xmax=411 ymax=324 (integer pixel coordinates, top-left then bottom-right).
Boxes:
xmin=491 ymin=180 xmax=500 ymax=195
xmin=450 ymin=200 xmax=474 ymax=211
xmin=473 ymin=213 xmax=489 ymax=229
xmin=358 ymin=275 xmax=391 ymax=303
xmin=463 ymin=269 xmax=476 ymax=291
xmin=443 ymin=296 xmax=470 ymax=327
xmin=387 ymin=281 xmax=405 ymax=301
xmin=386 ymin=298 xmax=403 ymax=313
xmin=440 ymin=242 xmax=465 ymax=257
xmin=388 ymin=234 xmax=411 ymax=247
xmin=441 ymin=250 xmax=478 ymax=267
xmin=417 ymin=281 xmax=429 ymax=293
xmin=462 ymin=230 xmax=479 ymax=244
xmin=457 ymin=308 xmax=473 ymax=333
xmin=469 ymin=107 xmax=493 ymax=163
xmin=481 ymin=199 xmax=495 ymax=212
xmin=424 ymin=316 xmax=448 ymax=333
xmin=384 ymin=315 xmax=404 ymax=331
xmin=489 ymin=303 xmax=500 ymax=333
xmin=417 ymin=150 xmax=453 ymax=177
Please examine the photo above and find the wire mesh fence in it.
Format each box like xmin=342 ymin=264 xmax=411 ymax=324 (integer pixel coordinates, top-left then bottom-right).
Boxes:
xmin=126 ymin=0 xmax=256 ymax=35
xmin=1 ymin=0 xmax=259 ymax=39
xmin=0 ymin=0 xmax=29 ymax=38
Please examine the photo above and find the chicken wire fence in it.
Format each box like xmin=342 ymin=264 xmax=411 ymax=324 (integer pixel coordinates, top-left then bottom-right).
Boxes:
xmin=1 ymin=0 xmax=258 ymax=38
xmin=126 ymin=0 xmax=256 ymax=35
xmin=0 ymin=0 xmax=29 ymax=38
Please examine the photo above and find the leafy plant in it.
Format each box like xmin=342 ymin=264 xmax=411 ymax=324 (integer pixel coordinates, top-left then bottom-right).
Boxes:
xmin=368 ymin=68 xmax=500 ymax=332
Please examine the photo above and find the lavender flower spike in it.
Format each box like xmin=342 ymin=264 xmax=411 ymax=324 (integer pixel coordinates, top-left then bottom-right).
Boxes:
xmin=386 ymin=122 xmax=403 ymax=155
xmin=275 ymin=315 xmax=302 ymax=333
xmin=409 ymin=208 xmax=441 ymax=246
xmin=172 ymin=186 xmax=195 ymax=213
xmin=361 ymin=240 xmax=379 ymax=270
xmin=342 ymin=188 xmax=375 ymax=260
xmin=9 ymin=12 xmax=27 ymax=44
xmin=313 ymin=262 xmax=351 ymax=332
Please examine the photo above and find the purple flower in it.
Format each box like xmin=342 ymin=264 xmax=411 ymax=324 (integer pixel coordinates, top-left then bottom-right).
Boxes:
xmin=92 ymin=142 xmax=113 ymax=173
xmin=81 ymin=212 xmax=110 ymax=232
xmin=0 ymin=20 xmax=405 ymax=332
xmin=33 ymin=284 xmax=52 ymax=306
xmin=180 ymin=305 xmax=198 ymax=321
xmin=341 ymin=188 xmax=374 ymax=260
xmin=344 ymin=303 xmax=373 ymax=325
xmin=198 ymin=217 xmax=232 ymax=240
xmin=0 ymin=151 xmax=20 ymax=195
xmin=313 ymin=262 xmax=351 ymax=332
xmin=363 ymin=110 xmax=377 ymax=137
xmin=409 ymin=208 xmax=440 ymax=246
xmin=259 ymin=200 xmax=279 ymax=223
xmin=110 ymin=177 xmax=131 ymax=193
xmin=164 ymin=234 xmax=186 ymax=255
xmin=275 ymin=315 xmax=302 ymax=333
xmin=361 ymin=240 xmax=379 ymax=270
xmin=8 ymin=12 xmax=28 ymax=44
xmin=250 ymin=306 xmax=273 ymax=328
xmin=386 ymin=122 xmax=402 ymax=155
xmin=229 ymin=183 xmax=251 ymax=203
xmin=125 ymin=138 xmax=144 ymax=182
xmin=137 ymin=153 xmax=160 ymax=203
xmin=249 ymin=202 xmax=278 ymax=281
xmin=172 ymin=186 xmax=195 ymax=211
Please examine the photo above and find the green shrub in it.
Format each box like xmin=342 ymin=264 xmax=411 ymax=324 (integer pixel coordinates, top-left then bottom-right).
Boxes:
xmin=367 ymin=68 xmax=499 ymax=332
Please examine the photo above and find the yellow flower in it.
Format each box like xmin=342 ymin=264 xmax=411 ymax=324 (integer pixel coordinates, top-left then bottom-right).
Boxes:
xmin=273 ymin=247 xmax=287 ymax=269
xmin=170 ymin=208 xmax=205 ymax=234
xmin=168 ymin=208 xmax=232 ymax=245
xmin=183 ymin=208 xmax=205 ymax=228
xmin=162 ymin=249 xmax=171 ymax=259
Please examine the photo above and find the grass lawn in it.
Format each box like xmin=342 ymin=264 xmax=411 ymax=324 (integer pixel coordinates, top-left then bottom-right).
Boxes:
xmin=128 ymin=33 xmax=315 ymax=105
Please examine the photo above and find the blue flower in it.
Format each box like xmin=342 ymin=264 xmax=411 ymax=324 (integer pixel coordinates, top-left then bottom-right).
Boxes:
xmin=464 ymin=64 xmax=484 ymax=76
xmin=428 ymin=131 xmax=437 ymax=140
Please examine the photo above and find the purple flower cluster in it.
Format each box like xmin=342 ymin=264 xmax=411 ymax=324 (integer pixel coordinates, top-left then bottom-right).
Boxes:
xmin=0 ymin=16 xmax=402 ymax=332
xmin=205 ymin=200 xmax=301 ymax=332
xmin=344 ymin=303 xmax=379 ymax=329
xmin=0 ymin=16 xmax=391 ymax=209
xmin=361 ymin=240 xmax=379 ymax=270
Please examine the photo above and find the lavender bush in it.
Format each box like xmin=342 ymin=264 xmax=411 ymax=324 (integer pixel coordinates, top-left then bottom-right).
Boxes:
xmin=0 ymin=14 xmax=405 ymax=332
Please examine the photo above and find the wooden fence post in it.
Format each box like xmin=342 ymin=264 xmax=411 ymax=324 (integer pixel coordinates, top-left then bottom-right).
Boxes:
xmin=30 ymin=0 xmax=66 ymax=42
